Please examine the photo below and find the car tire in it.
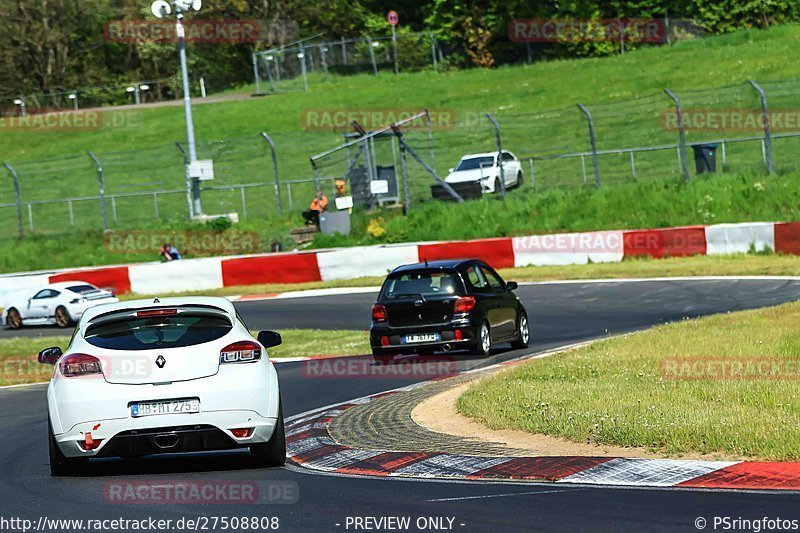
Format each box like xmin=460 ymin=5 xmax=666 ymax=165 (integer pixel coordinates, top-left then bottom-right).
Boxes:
xmin=515 ymin=171 xmax=523 ymax=188
xmin=6 ymin=308 xmax=21 ymax=329
xmin=510 ymin=311 xmax=530 ymax=350
xmin=49 ymin=421 xmax=87 ymax=477
xmin=251 ymin=400 xmax=286 ymax=467
xmin=55 ymin=306 xmax=71 ymax=328
xmin=493 ymin=177 xmax=500 ymax=194
xmin=474 ymin=320 xmax=492 ymax=357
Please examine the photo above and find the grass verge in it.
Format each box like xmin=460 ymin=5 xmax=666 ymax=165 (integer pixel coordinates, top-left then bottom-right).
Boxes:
xmin=0 ymin=329 xmax=369 ymax=387
xmin=458 ymin=302 xmax=800 ymax=460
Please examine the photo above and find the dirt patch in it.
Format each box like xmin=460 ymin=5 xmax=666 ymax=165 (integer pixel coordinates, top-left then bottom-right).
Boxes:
xmin=411 ymin=379 xmax=739 ymax=461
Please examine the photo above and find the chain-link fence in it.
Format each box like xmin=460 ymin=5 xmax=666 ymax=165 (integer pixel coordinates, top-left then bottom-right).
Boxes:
xmin=5 ymin=76 xmax=800 ymax=240
xmin=253 ymin=33 xmax=438 ymax=94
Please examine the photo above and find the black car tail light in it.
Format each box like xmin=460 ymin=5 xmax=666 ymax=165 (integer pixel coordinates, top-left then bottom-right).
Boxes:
xmin=454 ymin=296 xmax=476 ymax=314
xmin=372 ymin=304 xmax=388 ymax=322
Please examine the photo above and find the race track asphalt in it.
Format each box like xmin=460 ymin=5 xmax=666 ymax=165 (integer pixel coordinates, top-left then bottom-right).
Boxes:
xmin=1 ymin=279 xmax=799 ymax=532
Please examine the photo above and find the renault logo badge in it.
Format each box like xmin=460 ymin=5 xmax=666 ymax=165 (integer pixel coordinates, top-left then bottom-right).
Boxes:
xmin=155 ymin=355 xmax=166 ymax=368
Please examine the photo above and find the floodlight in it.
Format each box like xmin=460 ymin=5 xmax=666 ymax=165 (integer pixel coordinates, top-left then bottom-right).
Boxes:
xmin=297 ymin=53 xmax=304 ymax=59
xmin=67 ymin=93 xmax=76 ymax=99
xmin=13 ymin=99 xmax=23 ymax=105
xmin=139 ymin=84 xmax=150 ymax=91
xmin=126 ymin=87 xmax=135 ymax=93
xmin=150 ymin=0 xmax=171 ymax=18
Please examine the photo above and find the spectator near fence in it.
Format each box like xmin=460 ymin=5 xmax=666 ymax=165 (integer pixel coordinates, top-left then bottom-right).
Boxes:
xmin=302 ymin=189 xmax=328 ymax=227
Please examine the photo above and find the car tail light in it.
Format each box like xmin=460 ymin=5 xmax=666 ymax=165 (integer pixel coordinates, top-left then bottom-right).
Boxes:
xmin=372 ymin=304 xmax=388 ymax=322
xmin=231 ymin=428 xmax=254 ymax=438
xmin=220 ymin=341 xmax=262 ymax=364
xmin=454 ymin=329 xmax=463 ymax=341
xmin=137 ymin=308 xmax=178 ymax=318
xmin=454 ymin=296 xmax=476 ymax=314
xmin=59 ymin=354 xmax=103 ymax=378
xmin=381 ymin=336 xmax=389 ymax=347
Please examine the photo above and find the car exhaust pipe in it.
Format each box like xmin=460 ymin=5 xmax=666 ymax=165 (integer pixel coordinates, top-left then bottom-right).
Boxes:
xmin=153 ymin=433 xmax=180 ymax=449
xmin=442 ymin=343 xmax=452 ymax=352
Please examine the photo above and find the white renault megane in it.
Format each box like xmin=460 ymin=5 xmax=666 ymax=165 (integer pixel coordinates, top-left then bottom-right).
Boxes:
xmin=37 ymin=297 xmax=285 ymax=476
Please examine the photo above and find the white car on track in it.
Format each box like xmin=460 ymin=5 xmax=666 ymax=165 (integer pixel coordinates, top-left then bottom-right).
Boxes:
xmin=445 ymin=151 xmax=524 ymax=194
xmin=2 ymin=281 xmax=119 ymax=329
xmin=37 ymin=296 xmax=285 ymax=476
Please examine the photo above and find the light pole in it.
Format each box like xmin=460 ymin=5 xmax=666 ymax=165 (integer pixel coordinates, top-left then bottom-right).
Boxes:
xmin=152 ymin=0 xmax=203 ymax=216
xmin=13 ymin=98 xmax=26 ymax=116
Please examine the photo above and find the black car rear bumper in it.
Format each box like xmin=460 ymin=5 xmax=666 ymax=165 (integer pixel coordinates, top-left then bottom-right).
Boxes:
xmin=370 ymin=318 xmax=478 ymax=353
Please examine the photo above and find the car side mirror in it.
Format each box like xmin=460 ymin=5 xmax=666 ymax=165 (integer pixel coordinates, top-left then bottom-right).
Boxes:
xmin=257 ymin=331 xmax=282 ymax=349
xmin=448 ymin=168 xmax=454 ymax=173
xmin=506 ymin=281 xmax=518 ymax=291
xmin=38 ymin=346 xmax=62 ymax=365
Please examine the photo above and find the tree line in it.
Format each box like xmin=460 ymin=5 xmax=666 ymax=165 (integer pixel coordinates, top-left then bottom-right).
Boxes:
xmin=0 ymin=0 xmax=797 ymax=101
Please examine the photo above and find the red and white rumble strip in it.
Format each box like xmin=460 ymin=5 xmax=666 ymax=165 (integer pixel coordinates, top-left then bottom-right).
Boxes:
xmin=284 ymin=385 xmax=800 ymax=490
xmin=0 ymin=220 xmax=798 ymax=305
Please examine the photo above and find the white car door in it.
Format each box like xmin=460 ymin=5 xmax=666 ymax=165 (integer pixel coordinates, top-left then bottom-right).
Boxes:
xmin=27 ymin=289 xmax=59 ymax=320
xmin=502 ymin=152 xmax=519 ymax=186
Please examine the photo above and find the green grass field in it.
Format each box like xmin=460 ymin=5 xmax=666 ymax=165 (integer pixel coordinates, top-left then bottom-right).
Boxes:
xmin=458 ymin=302 xmax=800 ymax=460
xmin=0 ymin=328 xmax=370 ymax=386
xmin=2 ymin=24 xmax=800 ymax=268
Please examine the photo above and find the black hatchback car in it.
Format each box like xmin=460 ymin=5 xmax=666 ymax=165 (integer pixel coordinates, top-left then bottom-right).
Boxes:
xmin=370 ymin=259 xmax=529 ymax=360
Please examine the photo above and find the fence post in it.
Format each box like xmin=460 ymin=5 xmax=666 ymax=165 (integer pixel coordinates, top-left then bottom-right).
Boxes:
xmin=664 ymin=89 xmax=690 ymax=182
xmin=299 ymin=43 xmax=308 ymax=92
xmin=391 ymin=125 xmax=463 ymax=203
xmin=485 ymin=113 xmax=506 ymax=198
xmin=398 ymin=138 xmax=411 ymax=215
xmin=310 ymin=159 xmax=321 ymax=191
xmin=425 ymin=109 xmax=437 ymax=174
xmin=87 ymin=151 xmax=108 ymax=230
xmin=252 ymin=52 xmax=261 ymax=94
xmin=367 ymin=37 xmax=378 ymax=75
xmin=319 ymin=45 xmax=330 ymax=81
xmin=176 ymin=142 xmax=195 ymax=220
xmin=261 ymin=133 xmax=283 ymax=216
xmin=240 ymin=187 xmax=248 ymax=219
xmin=749 ymin=80 xmax=773 ymax=174
xmin=429 ymin=32 xmax=438 ymax=72
xmin=2 ymin=163 xmax=23 ymax=238
xmin=576 ymin=104 xmax=601 ymax=188
xmin=629 ymin=151 xmax=637 ymax=181
xmin=528 ymin=158 xmax=536 ymax=190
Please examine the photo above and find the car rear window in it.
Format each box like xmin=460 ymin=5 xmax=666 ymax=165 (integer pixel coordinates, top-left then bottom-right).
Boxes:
xmin=382 ymin=271 xmax=461 ymax=299
xmin=67 ymin=284 xmax=98 ymax=294
xmin=84 ymin=314 xmax=232 ymax=350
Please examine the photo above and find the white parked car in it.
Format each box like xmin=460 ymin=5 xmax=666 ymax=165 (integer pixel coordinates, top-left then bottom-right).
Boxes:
xmin=3 ymin=282 xmax=119 ymax=329
xmin=38 ymin=296 xmax=285 ymax=476
xmin=445 ymin=151 xmax=524 ymax=194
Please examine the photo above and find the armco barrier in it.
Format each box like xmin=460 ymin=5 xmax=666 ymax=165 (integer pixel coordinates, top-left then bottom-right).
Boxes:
xmin=623 ymin=226 xmax=707 ymax=258
xmin=705 ymin=222 xmax=775 ymax=255
xmin=774 ymin=222 xmax=800 ymax=255
xmin=418 ymin=237 xmax=515 ymax=269
xmin=221 ymin=252 xmax=321 ymax=286
xmin=0 ymin=221 xmax=792 ymax=306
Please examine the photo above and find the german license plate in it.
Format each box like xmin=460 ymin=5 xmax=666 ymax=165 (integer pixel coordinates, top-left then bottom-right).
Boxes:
xmin=402 ymin=333 xmax=440 ymax=344
xmin=131 ymin=398 xmax=200 ymax=418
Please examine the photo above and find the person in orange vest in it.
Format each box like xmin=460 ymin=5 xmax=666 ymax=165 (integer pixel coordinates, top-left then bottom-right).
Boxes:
xmin=303 ymin=189 xmax=328 ymax=227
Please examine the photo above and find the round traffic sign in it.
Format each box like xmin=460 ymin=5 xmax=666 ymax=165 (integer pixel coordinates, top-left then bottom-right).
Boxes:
xmin=387 ymin=10 xmax=399 ymax=26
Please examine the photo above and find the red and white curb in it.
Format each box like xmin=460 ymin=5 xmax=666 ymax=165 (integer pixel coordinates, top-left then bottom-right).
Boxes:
xmin=284 ymin=349 xmax=800 ymax=491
